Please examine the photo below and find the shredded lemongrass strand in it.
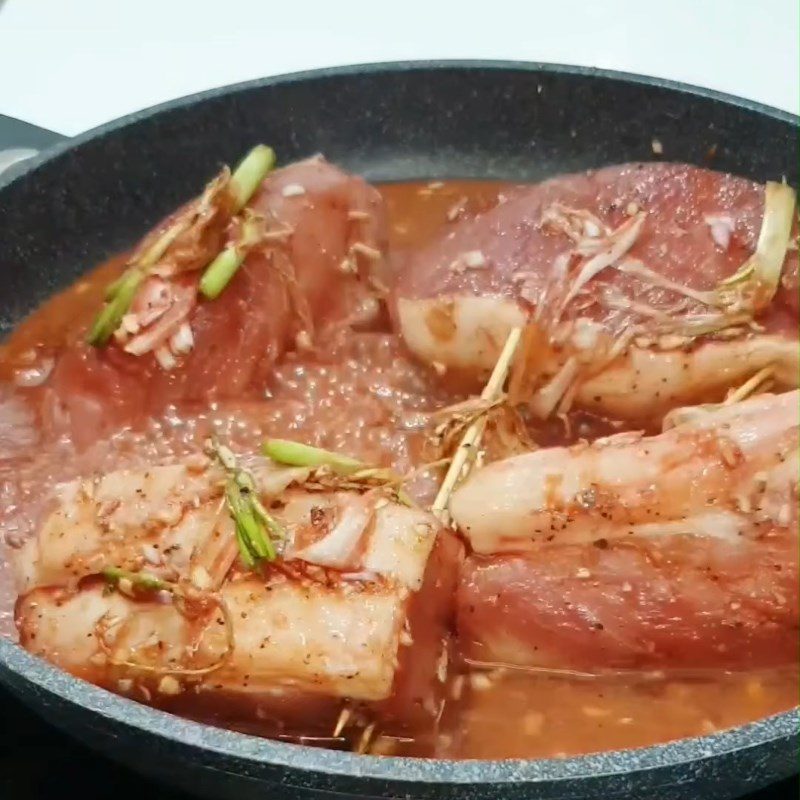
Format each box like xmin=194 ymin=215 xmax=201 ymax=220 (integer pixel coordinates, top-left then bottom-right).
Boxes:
xmin=559 ymin=212 xmax=646 ymax=311
xmin=615 ymin=259 xmax=716 ymax=306
xmin=97 ymin=596 xmax=235 ymax=678
xmin=716 ymin=181 xmax=796 ymax=311
xmin=724 ymin=366 xmax=775 ymax=405
xmin=432 ymin=327 xmax=523 ymax=523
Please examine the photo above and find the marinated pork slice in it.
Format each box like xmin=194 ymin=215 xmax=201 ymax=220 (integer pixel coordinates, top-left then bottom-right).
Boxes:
xmin=458 ymin=533 xmax=798 ymax=673
xmin=15 ymin=454 xmax=462 ymax=731
xmin=451 ymin=391 xmax=800 ymax=672
xmin=43 ymin=157 xmax=387 ymax=443
xmin=13 ymin=457 xmax=310 ymax=592
xmin=450 ymin=390 xmax=799 ymax=554
xmin=394 ymin=163 xmax=799 ymax=421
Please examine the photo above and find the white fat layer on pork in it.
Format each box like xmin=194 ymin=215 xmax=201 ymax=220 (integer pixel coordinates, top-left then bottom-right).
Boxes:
xmin=14 ymin=459 xmax=305 ymax=592
xmin=14 ymin=456 xmax=439 ymax=592
xmin=269 ymin=491 xmax=439 ymax=590
xmin=17 ymin=579 xmax=405 ymax=701
xmin=14 ymin=453 xmax=446 ymax=705
xmin=397 ymin=295 xmax=526 ymax=372
xmin=577 ymin=335 xmax=800 ymax=421
xmin=399 ymin=293 xmax=799 ymax=420
xmin=450 ymin=390 xmax=799 ymax=554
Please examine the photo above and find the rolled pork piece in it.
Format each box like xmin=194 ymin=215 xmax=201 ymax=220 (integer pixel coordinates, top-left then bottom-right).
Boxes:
xmin=393 ymin=163 xmax=799 ymax=422
xmin=450 ymin=390 xmax=799 ymax=554
xmin=14 ymin=453 xmax=462 ymax=732
xmin=451 ymin=390 xmax=800 ymax=672
xmin=44 ymin=157 xmax=388 ymax=444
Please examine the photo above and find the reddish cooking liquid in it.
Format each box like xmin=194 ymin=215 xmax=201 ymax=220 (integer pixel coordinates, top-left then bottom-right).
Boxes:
xmin=0 ymin=180 xmax=796 ymax=759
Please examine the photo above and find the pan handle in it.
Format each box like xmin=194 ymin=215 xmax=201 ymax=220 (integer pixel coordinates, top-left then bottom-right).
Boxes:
xmin=0 ymin=114 xmax=66 ymax=179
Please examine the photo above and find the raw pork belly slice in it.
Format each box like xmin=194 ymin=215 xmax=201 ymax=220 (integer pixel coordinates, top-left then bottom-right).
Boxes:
xmin=45 ymin=157 xmax=387 ymax=443
xmin=394 ymin=163 xmax=798 ymax=421
xmin=15 ymin=453 xmax=461 ymax=731
xmin=451 ymin=391 xmax=799 ymax=672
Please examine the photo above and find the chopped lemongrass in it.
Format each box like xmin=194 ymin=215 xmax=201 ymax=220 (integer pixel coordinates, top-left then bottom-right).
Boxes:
xmin=350 ymin=466 xmax=414 ymax=506
xmin=263 ymin=439 xmax=412 ymax=505
xmin=433 ymin=327 xmax=523 ymax=523
xmin=95 ymin=146 xmax=274 ymax=340
xmin=229 ymin=145 xmax=276 ymax=213
xmin=138 ymin=213 xmax=194 ymax=269
xmin=262 ymin=438 xmax=364 ymax=474
xmin=199 ymin=216 xmax=262 ymax=299
xmin=716 ymin=181 xmax=796 ymax=311
xmin=102 ymin=566 xmax=172 ymax=592
xmin=207 ymin=438 xmax=281 ymax=567
xmin=87 ymin=268 xmax=145 ymax=345
xmin=724 ymin=366 xmax=775 ymax=405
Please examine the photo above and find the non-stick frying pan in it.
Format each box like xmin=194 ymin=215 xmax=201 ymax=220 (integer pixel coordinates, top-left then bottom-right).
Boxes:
xmin=0 ymin=61 xmax=797 ymax=800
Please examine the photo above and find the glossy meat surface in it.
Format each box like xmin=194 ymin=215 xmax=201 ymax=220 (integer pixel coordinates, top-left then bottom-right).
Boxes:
xmin=14 ymin=454 xmax=461 ymax=728
xmin=396 ymin=162 xmax=798 ymax=314
xmin=393 ymin=163 xmax=799 ymax=419
xmin=3 ymin=167 xmax=799 ymax=759
xmin=454 ymin=391 xmax=800 ymax=671
xmin=451 ymin=390 xmax=799 ymax=553
xmin=458 ymin=533 xmax=798 ymax=672
xmin=44 ymin=158 xmax=387 ymax=443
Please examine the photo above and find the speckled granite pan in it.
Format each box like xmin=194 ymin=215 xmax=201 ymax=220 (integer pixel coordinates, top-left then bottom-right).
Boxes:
xmin=0 ymin=61 xmax=797 ymax=799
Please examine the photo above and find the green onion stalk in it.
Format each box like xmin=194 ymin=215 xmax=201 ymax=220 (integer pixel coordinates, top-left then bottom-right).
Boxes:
xmin=198 ymin=214 xmax=264 ymax=299
xmin=87 ymin=268 xmax=145 ymax=346
xmin=262 ymin=438 xmax=414 ymax=506
xmin=102 ymin=565 xmax=172 ymax=592
xmin=228 ymin=145 xmax=276 ymax=213
xmin=261 ymin=439 xmax=364 ymax=474
xmin=208 ymin=438 xmax=283 ymax=568
xmin=88 ymin=144 xmax=275 ymax=346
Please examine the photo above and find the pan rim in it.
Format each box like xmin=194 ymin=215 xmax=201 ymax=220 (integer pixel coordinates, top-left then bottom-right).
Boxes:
xmin=0 ymin=59 xmax=797 ymax=788
xmin=0 ymin=58 xmax=797 ymax=193
xmin=2 ymin=637 xmax=797 ymax=786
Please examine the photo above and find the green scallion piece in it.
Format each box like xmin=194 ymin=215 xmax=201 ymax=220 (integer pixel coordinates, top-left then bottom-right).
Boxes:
xmin=208 ymin=438 xmax=281 ymax=567
xmin=104 ymin=272 xmax=126 ymax=301
xmin=262 ymin=439 xmax=364 ymax=475
xmin=87 ymin=268 xmax=145 ymax=346
xmin=198 ymin=217 xmax=261 ymax=300
xmin=198 ymin=246 xmax=245 ymax=300
xmin=138 ymin=216 xmax=192 ymax=269
xmin=102 ymin=566 xmax=171 ymax=592
xmin=229 ymin=145 xmax=276 ymax=213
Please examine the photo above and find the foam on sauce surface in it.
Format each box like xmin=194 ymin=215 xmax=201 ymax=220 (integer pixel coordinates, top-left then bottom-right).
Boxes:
xmin=0 ymin=179 xmax=796 ymax=759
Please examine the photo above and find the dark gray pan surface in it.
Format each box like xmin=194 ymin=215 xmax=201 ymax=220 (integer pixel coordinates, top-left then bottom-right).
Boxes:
xmin=0 ymin=61 xmax=797 ymax=799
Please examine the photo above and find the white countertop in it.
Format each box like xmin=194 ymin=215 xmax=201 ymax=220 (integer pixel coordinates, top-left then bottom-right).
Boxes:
xmin=1 ymin=0 xmax=798 ymax=137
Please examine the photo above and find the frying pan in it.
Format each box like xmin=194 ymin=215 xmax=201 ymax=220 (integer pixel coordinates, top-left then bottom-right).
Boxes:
xmin=0 ymin=61 xmax=797 ymax=800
